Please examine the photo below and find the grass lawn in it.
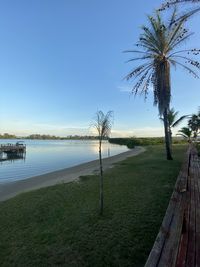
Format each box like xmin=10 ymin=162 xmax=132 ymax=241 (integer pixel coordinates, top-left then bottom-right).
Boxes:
xmin=0 ymin=145 xmax=187 ymax=267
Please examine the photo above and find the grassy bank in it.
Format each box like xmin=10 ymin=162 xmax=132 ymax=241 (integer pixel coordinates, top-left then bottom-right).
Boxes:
xmin=0 ymin=145 xmax=187 ymax=267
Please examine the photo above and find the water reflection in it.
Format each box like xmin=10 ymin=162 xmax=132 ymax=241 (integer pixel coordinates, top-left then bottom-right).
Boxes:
xmin=0 ymin=139 xmax=129 ymax=184
xmin=0 ymin=152 xmax=26 ymax=163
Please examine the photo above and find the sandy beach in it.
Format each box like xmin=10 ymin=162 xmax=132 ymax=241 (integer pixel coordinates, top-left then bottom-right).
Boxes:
xmin=0 ymin=146 xmax=145 ymax=202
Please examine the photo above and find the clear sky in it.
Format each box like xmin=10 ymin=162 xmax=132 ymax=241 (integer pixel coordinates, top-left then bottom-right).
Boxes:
xmin=0 ymin=0 xmax=200 ymax=137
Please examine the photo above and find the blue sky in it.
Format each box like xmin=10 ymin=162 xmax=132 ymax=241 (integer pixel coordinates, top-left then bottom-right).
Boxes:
xmin=0 ymin=0 xmax=200 ymax=137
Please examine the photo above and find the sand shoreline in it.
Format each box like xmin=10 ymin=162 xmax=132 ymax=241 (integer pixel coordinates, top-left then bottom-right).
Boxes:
xmin=0 ymin=146 xmax=146 ymax=202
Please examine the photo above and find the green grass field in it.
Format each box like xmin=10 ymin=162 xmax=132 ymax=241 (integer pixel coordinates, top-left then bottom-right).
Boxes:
xmin=0 ymin=145 xmax=187 ymax=267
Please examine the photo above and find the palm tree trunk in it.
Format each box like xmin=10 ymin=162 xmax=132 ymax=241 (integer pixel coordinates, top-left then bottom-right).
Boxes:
xmin=163 ymin=108 xmax=173 ymax=160
xmin=169 ymin=128 xmax=172 ymax=150
xmin=99 ymin=140 xmax=103 ymax=215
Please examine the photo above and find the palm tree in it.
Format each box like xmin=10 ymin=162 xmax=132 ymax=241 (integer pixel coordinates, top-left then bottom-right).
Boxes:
xmin=177 ymin=126 xmax=193 ymax=141
xmin=160 ymin=108 xmax=188 ymax=142
xmin=188 ymin=109 xmax=200 ymax=138
xmin=93 ymin=110 xmax=113 ymax=215
xmin=124 ymin=9 xmax=200 ymax=160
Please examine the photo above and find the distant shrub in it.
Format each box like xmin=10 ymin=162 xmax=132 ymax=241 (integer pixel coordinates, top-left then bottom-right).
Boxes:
xmin=109 ymin=137 xmax=164 ymax=147
xmin=109 ymin=138 xmax=135 ymax=148
xmin=172 ymin=138 xmax=188 ymax=144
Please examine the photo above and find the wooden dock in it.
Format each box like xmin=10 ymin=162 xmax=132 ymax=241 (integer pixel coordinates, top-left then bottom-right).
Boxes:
xmin=0 ymin=143 xmax=26 ymax=155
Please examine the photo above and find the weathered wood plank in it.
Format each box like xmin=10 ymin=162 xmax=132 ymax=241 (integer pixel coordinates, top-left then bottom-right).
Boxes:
xmin=157 ymin=190 xmax=186 ymax=267
xmin=195 ymin=161 xmax=200 ymax=267
xmin=144 ymin=145 xmax=200 ymax=267
xmin=145 ymin=147 xmax=191 ymax=267
xmin=186 ymin=159 xmax=196 ymax=267
xmin=175 ymin=202 xmax=189 ymax=267
xmin=144 ymin=188 xmax=180 ymax=267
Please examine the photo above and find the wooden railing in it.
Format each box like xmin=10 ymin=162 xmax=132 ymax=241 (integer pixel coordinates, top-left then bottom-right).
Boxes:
xmin=145 ymin=144 xmax=200 ymax=267
xmin=0 ymin=144 xmax=26 ymax=153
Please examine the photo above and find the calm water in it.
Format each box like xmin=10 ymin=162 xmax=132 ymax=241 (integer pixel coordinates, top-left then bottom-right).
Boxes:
xmin=0 ymin=139 xmax=129 ymax=184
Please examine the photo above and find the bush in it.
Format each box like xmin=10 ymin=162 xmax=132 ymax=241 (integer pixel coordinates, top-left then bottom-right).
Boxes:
xmin=109 ymin=137 xmax=164 ymax=147
xmin=109 ymin=137 xmax=187 ymax=148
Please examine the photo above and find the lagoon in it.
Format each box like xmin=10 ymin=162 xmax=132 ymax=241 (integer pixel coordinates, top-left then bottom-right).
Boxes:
xmin=0 ymin=139 xmax=129 ymax=184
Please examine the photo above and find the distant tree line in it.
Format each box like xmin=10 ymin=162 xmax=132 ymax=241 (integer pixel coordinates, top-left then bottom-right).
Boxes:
xmin=25 ymin=134 xmax=67 ymax=140
xmin=0 ymin=133 xmax=106 ymax=140
xmin=0 ymin=133 xmax=17 ymax=139
xmin=25 ymin=134 xmax=102 ymax=140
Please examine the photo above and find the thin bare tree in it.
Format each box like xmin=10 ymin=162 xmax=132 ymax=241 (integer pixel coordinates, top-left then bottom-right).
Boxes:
xmin=93 ymin=110 xmax=113 ymax=215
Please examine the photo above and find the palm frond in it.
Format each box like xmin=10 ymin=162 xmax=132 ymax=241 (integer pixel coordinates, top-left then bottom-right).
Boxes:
xmin=176 ymin=7 xmax=200 ymax=21
xmin=171 ymin=59 xmax=199 ymax=77
xmin=141 ymin=25 xmax=160 ymax=49
xmin=124 ymin=9 xmax=200 ymax=117
xmin=124 ymin=62 xmax=152 ymax=81
xmin=167 ymin=22 xmax=189 ymax=51
xmin=93 ymin=111 xmax=113 ymax=140
xmin=159 ymin=0 xmax=200 ymax=11
xmin=135 ymin=43 xmax=162 ymax=54
xmin=167 ymin=108 xmax=179 ymax=125
xmin=140 ymin=72 xmax=153 ymax=98
xmin=132 ymin=69 xmax=152 ymax=96
xmin=177 ymin=126 xmax=192 ymax=139
xmin=125 ymin=55 xmax=152 ymax=63
xmin=168 ymin=7 xmax=177 ymax=28
xmin=171 ymin=115 xmax=189 ymax=127
xmin=123 ymin=50 xmax=152 ymax=55
xmin=169 ymin=49 xmax=200 ymax=57
xmin=172 ymin=55 xmax=200 ymax=70
xmin=138 ymin=36 xmax=160 ymax=53
xmin=169 ymin=33 xmax=194 ymax=50
xmin=176 ymin=133 xmax=188 ymax=138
